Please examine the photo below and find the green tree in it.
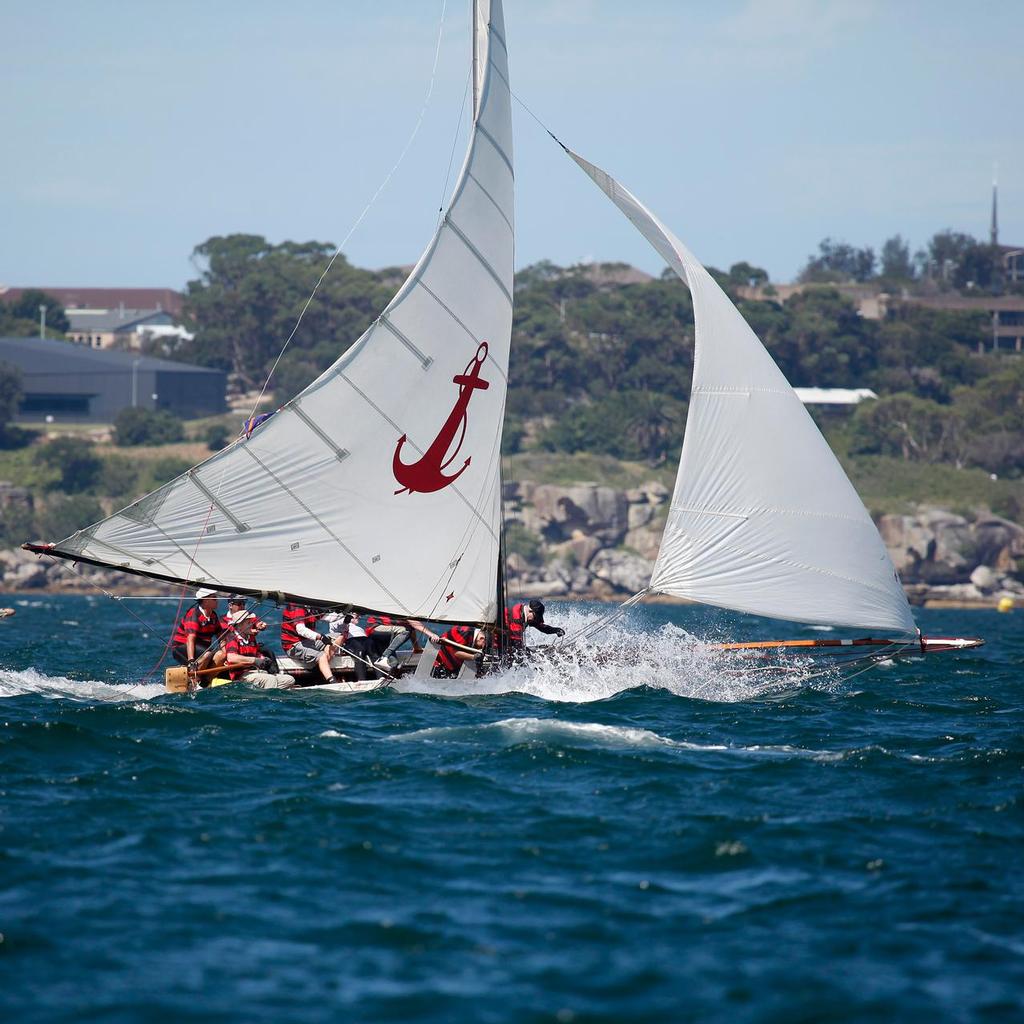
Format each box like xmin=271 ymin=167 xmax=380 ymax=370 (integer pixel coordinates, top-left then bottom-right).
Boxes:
xmin=0 ymin=361 xmax=22 ymax=424
xmin=0 ymin=290 xmax=69 ymax=336
xmin=953 ymin=243 xmax=999 ymax=291
xmin=179 ymin=234 xmax=390 ymax=393
xmin=847 ymin=393 xmax=964 ymax=463
xmin=880 ymin=235 xmax=914 ymax=281
xmin=729 ymin=261 xmax=769 ymax=288
xmin=113 ymin=407 xmax=185 ymax=446
xmin=765 ymin=289 xmax=879 ymax=386
xmin=38 ymin=496 xmax=104 ymax=541
xmin=542 ymin=390 xmax=686 ymax=463
xmin=98 ymin=455 xmax=142 ymax=498
xmin=925 ymin=230 xmax=975 ymax=282
xmin=34 ymin=437 xmax=103 ymax=493
xmin=872 ymin=304 xmax=987 ymax=401
xmin=799 ymin=238 xmax=875 ymax=283
xmin=205 ymin=423 xmax=230 ymax=451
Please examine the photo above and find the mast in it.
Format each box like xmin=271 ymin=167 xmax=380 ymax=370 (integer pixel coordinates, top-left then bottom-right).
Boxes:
xmin=472 ymin=0 xmax=481 ymax=120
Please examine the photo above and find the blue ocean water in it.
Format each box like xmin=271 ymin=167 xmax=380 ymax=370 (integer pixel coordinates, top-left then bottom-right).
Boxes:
xmin=0 ymin=594 xmax=1020 ymax=1023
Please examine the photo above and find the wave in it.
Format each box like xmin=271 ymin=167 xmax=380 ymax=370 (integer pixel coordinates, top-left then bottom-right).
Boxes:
xmin=389 ymin=716 xmax=843 ymax=760
xmin=0 ymin=667 xmax=166 ymax=703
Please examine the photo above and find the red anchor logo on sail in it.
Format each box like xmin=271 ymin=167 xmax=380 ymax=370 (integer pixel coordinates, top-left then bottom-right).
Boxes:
xmin=393 ymin=342 xmax=490 ymax=495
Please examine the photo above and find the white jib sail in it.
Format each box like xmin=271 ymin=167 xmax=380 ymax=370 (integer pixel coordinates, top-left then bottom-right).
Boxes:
xmin=50 ymin=0 xmax=514 ymax=624
xmin=566 ymin=149 xmax=916 ymax=636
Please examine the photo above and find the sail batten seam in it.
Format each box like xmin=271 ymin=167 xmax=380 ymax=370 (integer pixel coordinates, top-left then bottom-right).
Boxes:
xmin=187 ymin=471 xmax=250 ymax=534
xmin=475 ymin=124 xmax=514 ymax=179
xmin=290 ymin=403 xmax=352 ymax=461
xmin=445 ymin=216 xmax=513 ymax=304
xmin=467 ymin=171 xmax=513 ymax=232
xmin=417 ymin=280 xmax=508 ymax=383
xmin=378 ymin=315 xmax=434 ymax=369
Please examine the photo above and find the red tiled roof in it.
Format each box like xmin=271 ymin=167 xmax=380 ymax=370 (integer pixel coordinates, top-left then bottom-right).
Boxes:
xmin=0 ymin=286 xmax=183 ymax=316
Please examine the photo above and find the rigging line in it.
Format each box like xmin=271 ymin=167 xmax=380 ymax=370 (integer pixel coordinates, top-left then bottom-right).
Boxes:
xmin=140 ymin=501 xmax=218 ymax=685
xmin=249 ymin=0 xmax=450 ymax=416
xmin=35 ymin=552 xmax=161 ymax=639
xmin=437 ymin=66 xmax=473 ymax=230
xmin=509 ymin=87 xmax=567 ymax=152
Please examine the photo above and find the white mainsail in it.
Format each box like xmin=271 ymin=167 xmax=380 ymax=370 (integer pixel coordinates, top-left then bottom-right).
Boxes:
xmin=46 ymin=0 xmax=514 ymax=624
xmin=566 ymin=149 xmax=916 ymax=636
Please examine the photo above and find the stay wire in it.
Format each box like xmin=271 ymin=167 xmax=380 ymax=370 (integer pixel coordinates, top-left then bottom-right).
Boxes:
xmin=36 ymin=553 xmax=161 ymax=638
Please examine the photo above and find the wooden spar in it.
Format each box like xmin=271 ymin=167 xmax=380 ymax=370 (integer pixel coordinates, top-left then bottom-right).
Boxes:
xmin=711 ymin=637 xmax=899 ymax=651
xmin=710 ymin=635 xmax=984 ymax=654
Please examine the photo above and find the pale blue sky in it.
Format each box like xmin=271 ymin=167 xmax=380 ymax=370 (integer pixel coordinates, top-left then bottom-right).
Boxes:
xmin=3 ymin=0 xmax=1021 ymax=289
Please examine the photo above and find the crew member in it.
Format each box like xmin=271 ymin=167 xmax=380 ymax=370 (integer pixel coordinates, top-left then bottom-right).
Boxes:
xmin=224 ymin=612 xmax=295 ymax=688
xmin=280 ymin=603 xmax=335 ymax=684
xmin=223 ymin=595 xmax=267 ymax=634
xmin=431 ymin=626 xmax=486 ymax=678
xmin=324 ymin=613 xmax=376 ymax=681
xmin=171 ymin=588 xmax=225 ymax=667
xmin=366 ymin=614 xmax=439 ymax=672
xmin=504 ymin=599 xmax=565 ymax=659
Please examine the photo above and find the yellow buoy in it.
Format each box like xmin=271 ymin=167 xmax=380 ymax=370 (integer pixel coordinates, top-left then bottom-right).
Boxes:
xmin=997 ymin=596 xmax=1014 ymax=613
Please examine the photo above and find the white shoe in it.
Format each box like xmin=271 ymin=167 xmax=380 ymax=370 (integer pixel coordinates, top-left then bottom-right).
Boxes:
xmin=374 ymin=657 xmax=395 ymax=673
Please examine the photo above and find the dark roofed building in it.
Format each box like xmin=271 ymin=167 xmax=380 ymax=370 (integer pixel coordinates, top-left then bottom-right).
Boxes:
xmin=0 ymin=336 xmax=225 ymax=422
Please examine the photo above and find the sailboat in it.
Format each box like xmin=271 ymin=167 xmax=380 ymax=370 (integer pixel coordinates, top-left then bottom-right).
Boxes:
xmin=24 ymin=0 xmax=982 ymax=691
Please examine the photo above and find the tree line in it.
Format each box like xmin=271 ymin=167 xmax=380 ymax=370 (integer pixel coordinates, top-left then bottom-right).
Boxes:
xmin=2 ymin=231 xmax=1022 ymax=484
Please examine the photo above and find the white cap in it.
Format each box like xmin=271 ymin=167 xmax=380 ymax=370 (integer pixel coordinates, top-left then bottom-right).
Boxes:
xmin=228 ymin=610 xmax=254 ymax=626
xmin=196 ymin=587 xmax=218 ymax=599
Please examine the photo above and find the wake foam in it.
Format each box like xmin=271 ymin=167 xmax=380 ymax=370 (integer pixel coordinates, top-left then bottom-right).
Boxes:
xmin=394 ymin=607 xmax=816 ymax=704
xmin=0 ymin=667 xmax=165 ymax=703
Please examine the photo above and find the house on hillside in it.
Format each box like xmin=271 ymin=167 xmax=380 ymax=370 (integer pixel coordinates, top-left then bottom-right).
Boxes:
xmin=0 ymin=336 xmax=224 ymax=422
xmin=0 ymin=287 xmax=191 ymax=350
xmin=900 ymin=294 xmax=1024 ymax=353
xmin=64 ymin=307 xmax=194 ymax=350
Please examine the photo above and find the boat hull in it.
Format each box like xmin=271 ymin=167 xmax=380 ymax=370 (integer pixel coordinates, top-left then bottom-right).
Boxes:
xmin=164 ymin=651 xmax=425 ymax=693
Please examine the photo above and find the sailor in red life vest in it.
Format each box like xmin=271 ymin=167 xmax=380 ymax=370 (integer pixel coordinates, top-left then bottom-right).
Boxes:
xmin=430 ymin=626 xmax=486 ymax=678
xmin=280 ymin=603 xmax=335 ymax=684
xmin=504 ymin=599 xmax=565 ymax=659
xmin=365 ymin=615 xmax=439 ymax=673
xmin=222 ymin=595 xmax=267 ymax=635
xmin=171 ymin=588 xmax=226 ymax=667
xmin=223 ymin=611 xmax=295 ymax=688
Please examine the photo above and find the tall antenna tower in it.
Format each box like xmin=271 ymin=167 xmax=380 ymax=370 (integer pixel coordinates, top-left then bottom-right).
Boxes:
xmin=990 ymin=164 xmax=999 ymax=247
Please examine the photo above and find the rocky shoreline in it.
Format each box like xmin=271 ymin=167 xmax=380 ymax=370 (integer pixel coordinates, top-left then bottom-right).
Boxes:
xmin=2 ymin=481 xmax=1022 ymax=609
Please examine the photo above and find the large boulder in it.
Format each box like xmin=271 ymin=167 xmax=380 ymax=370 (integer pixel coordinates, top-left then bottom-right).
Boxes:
xmin=589 ymin=548 xmax=655 ymax=594
xmin=624 ymin=526 xmax=663 ymax=561
xmin=628 ymin=503 xmax=655 ymax=530
xmin=878 ymin=510 xmax=975 ymax=584
xmin=969 ymin=565 xmax=1000 ymax=593
xmin=972 ymin=515 xmax=1024 ymax=572
xmin=529 ymin=484 xmax=628 ymax=543
xmin=546 ymin=535 xmax=603 ymax=569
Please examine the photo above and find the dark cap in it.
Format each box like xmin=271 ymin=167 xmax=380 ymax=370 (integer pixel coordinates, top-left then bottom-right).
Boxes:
xmin=528 ymin=598 xmax=545 ymax=621
xmin=227 ymin=594 xmax=246 ymax=606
